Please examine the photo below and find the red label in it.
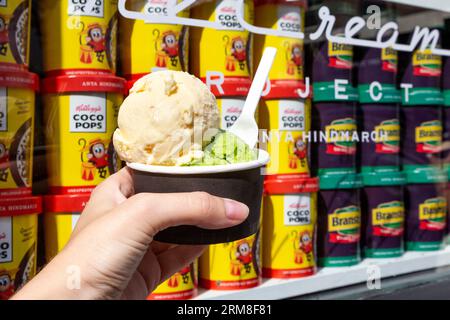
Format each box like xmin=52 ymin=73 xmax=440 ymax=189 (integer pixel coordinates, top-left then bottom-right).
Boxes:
xmin=329 ymin=233 xmax=360 ymax=244
xmin=373 ymin=226 xmax=404 ymax=237
xmin=199 ymin=278 xmax=260 ymax=290
xmin=326 ymin=144 xmax=356 ymax=155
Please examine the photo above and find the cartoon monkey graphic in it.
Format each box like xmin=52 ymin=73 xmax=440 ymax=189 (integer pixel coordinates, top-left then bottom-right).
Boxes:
xmin=231 ymin=36 xmax=247 ymax=70
xmin=0 ymin=16 xmax=8 ymax=56
xmin=0 ymin=142 xmax=9 ymax=182
xmin=294 ymin=138 xmax=307 ymax=160
xmin=0 ymin=272 xmax=14 ymax=300
xmin=236 ymin=240 xmax=253 ymax=274
xmin=299 ymin=231 xmax=313 ymax=260
xmin=87 ymin=139 xmax=109 ymax=179
xmin=86 ymin=23 xmax=106 ymax=63
xmin=179 ymin=266 xmax=191 ymax=284
xmin=161 ymin=30 xmax=179 ymax=67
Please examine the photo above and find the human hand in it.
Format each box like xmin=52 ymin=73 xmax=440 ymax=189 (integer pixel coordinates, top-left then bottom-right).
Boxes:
xmin=12 ymin=168 xmax=249 ymax=300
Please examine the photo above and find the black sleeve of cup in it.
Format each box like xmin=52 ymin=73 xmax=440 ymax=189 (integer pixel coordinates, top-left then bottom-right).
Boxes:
xmin=131 ymin=168 xmax=264 ymax=245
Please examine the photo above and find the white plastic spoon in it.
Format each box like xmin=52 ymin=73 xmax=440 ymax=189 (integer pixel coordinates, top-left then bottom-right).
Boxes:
xmin=227 ymin=47 xmax=277 ymax=149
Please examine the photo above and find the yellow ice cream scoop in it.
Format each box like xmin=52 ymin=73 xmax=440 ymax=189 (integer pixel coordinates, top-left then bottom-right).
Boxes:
xmin=113 ymin=70 xmax=220 ymax=166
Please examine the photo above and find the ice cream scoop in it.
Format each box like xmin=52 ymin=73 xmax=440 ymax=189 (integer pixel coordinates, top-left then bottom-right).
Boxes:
xmin=113 ymin=71 xmax=220 ymax=166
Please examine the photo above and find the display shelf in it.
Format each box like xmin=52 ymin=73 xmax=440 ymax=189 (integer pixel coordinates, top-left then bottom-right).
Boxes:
xmin=196 ymin=245 xmax=450 ymax=300
xmin=384 ymin=0 xmax=450 ymax=13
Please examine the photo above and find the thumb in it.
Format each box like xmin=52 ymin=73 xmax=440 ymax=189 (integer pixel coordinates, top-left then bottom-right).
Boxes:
xmin=109 ymin=192 xmax=249 ymax=240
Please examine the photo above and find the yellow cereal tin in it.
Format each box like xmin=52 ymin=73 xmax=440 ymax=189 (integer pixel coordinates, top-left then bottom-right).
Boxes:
xmin=120 ymin=0 xmax=189 ymax=81
xmin=43 ymin=194 xmax=90 ymax=262
xmin=43 ymin=75 xmax=125 ymax=194
xmin=191 ymin=0 xmax=253 ymax=97
xmin=39 ymin=0 xmax=118 ymax=76
xmin=199 ymin=232 xmax=261 ymax=290
xmin=0 ymin=196 xmax=41 ymax=300
xmin=254 ymin=0 xmax=306 ymax=98
xmin=259 ymin=98 xmax=311 ymax=177
xmin=148 ymin=263 xmax=197 ymax=300
xmin=0 ymin=0 xmax=31 ymax=70
xmin=0 ymin=71 xmax=37 ymax=197
xmin=262 ymin=177 xmax=318 ymax=278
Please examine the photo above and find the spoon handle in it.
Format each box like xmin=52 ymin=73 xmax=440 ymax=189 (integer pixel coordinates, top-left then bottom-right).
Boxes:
xmin=240 ymin=47 xmax=277 ymax=118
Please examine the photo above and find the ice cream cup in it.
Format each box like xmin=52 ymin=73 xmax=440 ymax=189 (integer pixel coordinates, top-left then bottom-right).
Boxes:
xmin=199 ymin=232 xmax=261 ymax=290
xmin=259 ymin=97 xmax=311 ymax=177
xmin=404 ymin=169 xmax=448 ymax=251
xmin=0 ymin=196 xmax=41 ymax=300
xmin=0 ymin=0 xmax=31 ymax=71
xmin=148 ymin=262 xmax=197 ymax=300
xmin=128 ymin=150 xmax=269 ymax=245
xmin=42 ymin=74 xmax=125 ymax=194
xmin=0 ymin=71 xmax=38 ymax=198
xmin=120 ymin=0 xmax=189 ymax=81
xmin=254 ymin=0 xmax=306 ymax=97
xmin=317 ymin=173 xmax=363 ymax=267
xmin=262 ymin=176 xmax=318 ymax=279
xmin=39 ymin=0 xmax=118 ymax=76
xmin=43 ymin=194 xmax=90 ymax=262
xmin=361 ymin=172 xmax=406 ymax=258
xmin=190 ymin=0 xmax=254 ymax=97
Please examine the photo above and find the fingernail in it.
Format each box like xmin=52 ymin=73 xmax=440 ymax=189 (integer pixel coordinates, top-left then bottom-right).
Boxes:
xmin=224 ymin=199 xmax=249 ymax=221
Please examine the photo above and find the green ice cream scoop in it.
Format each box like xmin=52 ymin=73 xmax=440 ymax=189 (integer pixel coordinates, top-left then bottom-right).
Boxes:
xmin=187 ymin=130 xmax=258 ymax=166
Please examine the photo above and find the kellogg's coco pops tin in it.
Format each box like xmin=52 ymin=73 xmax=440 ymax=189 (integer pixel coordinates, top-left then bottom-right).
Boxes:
xmin=42 ymin=74 xmax=125 ymax=194
xmin=0 ymin=0 xmax=31 ymax=71
xmin=39 ymin=0 xmax=119 ymax=76
xmin=190 ymin=0 xmax=253 ymax=96
xmin=120 ymin=0 xmax=189 ymax=81
xmin=254 ymin=0 xmax=306 ymax=98
xmin=148 ymin=263 xmax=197 ymax=300
xmin=262 ymin=176 xmax=318 ymax=278
xmin=405 ymin=169 xmax=448 ymax=251
xmin=361 ymin=172 xmax=406 ymax=258
xmin=317 ymin=174 xmax=362 ymax=267
xmin=43 ymin=194 xmax=90 ymax=262
xmin=199 ymin=232 xmax=261 ymax=290
xmin=259 ymin=97 xmax=311 ymax=177
xmin=0 ymin=71 xmax=38 ymax=198
xmin=0 ymin=196 xmax=41 ymax=300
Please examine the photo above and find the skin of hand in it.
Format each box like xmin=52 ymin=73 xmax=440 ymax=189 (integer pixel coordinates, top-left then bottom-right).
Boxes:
xmin=12 ymin=168 xmax=249 ymax=300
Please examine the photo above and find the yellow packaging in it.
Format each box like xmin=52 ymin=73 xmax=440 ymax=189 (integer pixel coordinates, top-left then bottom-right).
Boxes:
xmin=0 ymin=0 xmax=31 ymax=69
xmin=43 ymin=194 xmax=90 ymax=262
xmin=0 ymin=72 xmax=37 ymax=197
xmin=148 ymin=262 xmax=197 ymax=300
xmin=199 ymin=232 xmax=261 ymax=290
xmin=0 ymin=196 xmax=41 ymax=300
xmin=191 ymin=0 xmax=253 ymax=96
xmin=255 ymin=1 xmax=305 ymax=80
xmin=120 ymin=0 xmax=189 ymax=80
xmin=39 ymin=0 xmax=118 ymax=75
xmin=43 ymin=75 xmax=125 ymax=194
xmin=259 ymin=98 xmax=310 ymax=176
xmin=263 ymin=177 xmax=318 ymax=278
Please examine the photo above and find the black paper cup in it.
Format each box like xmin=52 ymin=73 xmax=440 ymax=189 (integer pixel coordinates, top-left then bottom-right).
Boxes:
xmin=128 ymin=150 xmax=269 ymax=245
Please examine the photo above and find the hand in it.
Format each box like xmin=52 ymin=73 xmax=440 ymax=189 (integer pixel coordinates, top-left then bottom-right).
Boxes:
xmin=12 ymin=168 xmax=249 ymax=300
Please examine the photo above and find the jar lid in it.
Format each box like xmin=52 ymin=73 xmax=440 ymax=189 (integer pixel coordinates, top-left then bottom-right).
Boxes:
xmin=319 ymin=173 xmax=363 ymax=190
xmin=42 ymin=74 xmax=126 ymax=94
xmin=405 ymin=168 xmax=448 ymax=184
xmin=362 ymin=172 xmax=406 ymax=186
xmin=0 ymin=196 xmax=42 ymax=217
xmin=255 ymin=0 xmax=307 ymax=8
xmin=264 ymin=176 xmax=319 ymax=194
xmin=0 ymin=71 xmax=39 ymax=91
xmin=44 ymin=194 xmax=91 ymax=213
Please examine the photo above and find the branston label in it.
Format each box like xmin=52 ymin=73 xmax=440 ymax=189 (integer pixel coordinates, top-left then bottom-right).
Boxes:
xmin=68 ymin=0 xmax=105 ymax=18
xmin=0 ymin=88 xmax=6 ymax=132
xmin=283 ymin=194 xmax=311 ymax=226
xmin=70 ymin=93 xmax=106 ymax=133
xmin=0 ymin=217 xmax=12 ymax=263
xmin=278 ymin=100 xmax=305 ymax=131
